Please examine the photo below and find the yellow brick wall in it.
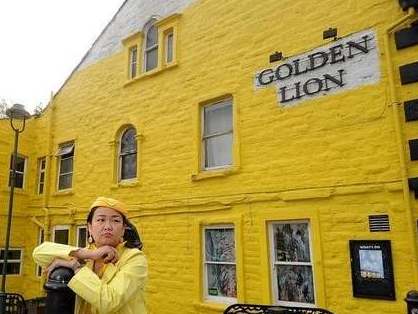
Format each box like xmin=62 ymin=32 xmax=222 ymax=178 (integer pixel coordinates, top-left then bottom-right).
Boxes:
xmin=0 ymin=0 xmax=417 ymax=313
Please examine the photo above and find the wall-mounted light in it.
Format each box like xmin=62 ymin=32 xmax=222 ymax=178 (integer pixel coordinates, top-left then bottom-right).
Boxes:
xmin=323 ymin=27 xmax=338 ymax=41
xmin=269 ymin=51 xmax=283 ymax=63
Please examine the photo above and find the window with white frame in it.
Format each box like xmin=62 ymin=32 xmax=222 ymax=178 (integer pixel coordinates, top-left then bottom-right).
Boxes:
xmin=201 ymin=99 xmax=233 ymax=170
xmin=144 ymin=19 xmax=158 ymax=72
xmin=119 ymin=127 xmax=137 ymax=181
xmin=269 ymin=221 xmax=315 ymax=306
xmin=56 ymin=142 xmax=74 ymax=190
xmin=129 ymin=45 xmax=138 ymax=79
xmin=53 ymin=225 xmax=69 ymax=245
xmin=0 ymin=248 xmax=23 ymax=275
xmin=77 ymin=226 xmax=87 ymax=248
xmin=203 ymin=225 xmax=237 ymax=303
xmin=8 ymin=154 xmax=26 ymax=189
xmin=37 ymin=157 xmax=46 ymax=195
xmin=165 ymin=30 xmax=174 ymax=64
xmin=36 ymin=228 xmax=44 ymax=276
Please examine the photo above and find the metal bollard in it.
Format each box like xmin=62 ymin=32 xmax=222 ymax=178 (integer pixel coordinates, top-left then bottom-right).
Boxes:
xmin=405 ymin=290 xmax=418 ymax=314
xmin=44 ymin=267 xmax=75 ymax=314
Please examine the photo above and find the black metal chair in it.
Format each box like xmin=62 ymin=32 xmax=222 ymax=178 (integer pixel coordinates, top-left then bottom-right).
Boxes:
xmin=0 ymin=293 xmax=27 ymax=314
xmin=223 ymin=303 xmax=333 ymax=314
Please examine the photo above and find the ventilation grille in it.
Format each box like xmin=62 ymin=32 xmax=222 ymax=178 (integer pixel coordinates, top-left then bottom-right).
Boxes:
xmin=369 ymin=215 xmax=390 ymax=232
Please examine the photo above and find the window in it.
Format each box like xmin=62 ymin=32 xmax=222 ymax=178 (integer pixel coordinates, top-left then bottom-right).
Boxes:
xmin=77 ymin=226 xmax=87 ymax=248
xmin=53 ymin=225 xmax=69 ymax=245
xmin=119 ymin=127 xmax=137 ymax=181
xmin=37 ymin=157 xmax=46 ymax=195
xmin=165 ymin=30 xmax=174 ymax=64
xmin=129 ymin=45 xmax=138 ymax=79
xmin=270 ymin=221 xmax=315 ymax=306
xmin=203 ymin=225 xmax=237 ymax=303
xmin=144 ymin=19 xmax=158 ymax=72
xmin=8 ymin=154 xmax=26 ymax=189
xmin=0 ymin=248 xmax=23 ymax=275
xmin=36 ymin=228 xmax=44 ymax=276
xmin=56 ymin=142 xmax=74 ymax=190
xmin=202 ymin=99 xmax=233 ymax=170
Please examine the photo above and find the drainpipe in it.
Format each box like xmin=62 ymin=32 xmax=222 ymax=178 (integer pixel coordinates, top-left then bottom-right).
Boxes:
xmin=384 ymin=6 xmax=418 ymax=285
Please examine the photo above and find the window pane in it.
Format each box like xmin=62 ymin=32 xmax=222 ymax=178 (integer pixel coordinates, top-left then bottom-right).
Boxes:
xmin=207 ymin=264 xmax=237 ymax=298
xmin=13 ymin=173 xmax=24 ymax=188
xmin=130 ymin=46 xmax=137 ymax=78
xmin=121 ymin=128 xmax=137 ymax=153
xmin=15 ymin=156 xmax=25 ymax=172
xmin=56 ymin=144 xmax=74 ymax=156
xmin=54 ymin=229 xmax=69 ymax=245
xmin=39 ymin=183 xmax=44 ymax=194
xmin=204 ymin=103 xmax=232 ymax=136
xmin=146 ymin=25 xmax=158 ymax=47
xmin=204 ymin=133 xmax=233 ymax=168
xmin=0 ymin=249 xmax=21 ymax=260
xmin=166 ymin=32 xmax=173 ymax=63
xmin=1 ymin=262 xmax=20 ymax=275
xmin=40 ymin=172 xmax=45 ymax=183
xmin=78 ymin=228 xmax=87 ymax=248
xmin=41 ymin=158 xmax=46 ymax=169
xmin=274 ymin=223 xmax=311 ymax=263
xmin=59 ymin=173 xmax=72 ymax=190
xmin=276 ymin=265 xmax=315 ymax=304
xmin=205 ymin=228 xmax=235 ymax=262
xmin=146 ymin=48 xmax=158 ymax=71
xmin=121 ymin=153 xmax=137 ymax=180
xmin=60 ymin=157 xmax=73 ymax=174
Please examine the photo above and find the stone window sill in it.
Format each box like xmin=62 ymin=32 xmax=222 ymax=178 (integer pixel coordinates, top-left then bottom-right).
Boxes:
xmin=53 ymin=190 xmax=74 ymax=196
xmin=110 ymin=179 xmax=141 ymax=189
xmin=191 ymin=167 xmax=239 ymax=181
xmin=124 ymin=62 xmax=178 ymax=87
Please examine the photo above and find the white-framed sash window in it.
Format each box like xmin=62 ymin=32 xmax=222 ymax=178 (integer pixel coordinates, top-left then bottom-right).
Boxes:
xmin=53 ymin=225 xmax=70 ymax=245
xmin=269 ymin=220 xmax=316 ymax=307
xmin=203 ymin=225 xmax=237 ymax=303
xmin=201 ymin=99 xmax=233 ymax=170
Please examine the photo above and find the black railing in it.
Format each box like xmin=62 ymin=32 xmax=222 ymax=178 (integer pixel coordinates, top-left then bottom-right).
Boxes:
xmin=224 ymin=303 xmax=333 ymax=314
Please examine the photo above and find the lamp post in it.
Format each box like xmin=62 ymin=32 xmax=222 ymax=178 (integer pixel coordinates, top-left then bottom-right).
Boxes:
xmin=1 ymin=104 xmax=30 ymax=292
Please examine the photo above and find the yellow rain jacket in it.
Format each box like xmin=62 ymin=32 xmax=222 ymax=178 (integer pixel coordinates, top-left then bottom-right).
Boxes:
xmin=33 ymin=242 xmax=147 ymax=314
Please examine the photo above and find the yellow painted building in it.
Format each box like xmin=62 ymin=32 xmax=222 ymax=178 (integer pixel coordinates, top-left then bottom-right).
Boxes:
xmin=1 ymin=0 xmax=418 ymax=313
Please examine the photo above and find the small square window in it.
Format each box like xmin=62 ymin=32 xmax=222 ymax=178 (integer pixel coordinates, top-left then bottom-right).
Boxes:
xmin=53 ymin=226 xmax=69 ymax=245
xmin=0 ymin=248 xmax=23 ymax=275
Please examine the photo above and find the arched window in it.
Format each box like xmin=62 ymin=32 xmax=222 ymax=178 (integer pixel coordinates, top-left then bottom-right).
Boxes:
xmin=144 ymin=19 xmax=158 ymax=72
xmin=119 ymin=127 xmax=137 ymax=181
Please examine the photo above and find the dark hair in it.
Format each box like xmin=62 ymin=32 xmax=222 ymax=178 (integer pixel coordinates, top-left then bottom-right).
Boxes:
xmin=87 ymin=207 xmax=143 ymax=250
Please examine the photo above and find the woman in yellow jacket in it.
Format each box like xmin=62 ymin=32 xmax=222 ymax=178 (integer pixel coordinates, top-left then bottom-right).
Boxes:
xmin=33 ymin=197 xmax=147 ymax=314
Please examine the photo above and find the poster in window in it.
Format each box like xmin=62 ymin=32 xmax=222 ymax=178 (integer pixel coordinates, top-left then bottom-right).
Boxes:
xmin=349 ymin=240 xmax=395 ymax=300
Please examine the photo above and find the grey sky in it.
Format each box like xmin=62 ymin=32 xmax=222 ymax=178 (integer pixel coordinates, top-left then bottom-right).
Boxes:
xmin=0 ymin=0 xmax=124 ymax=113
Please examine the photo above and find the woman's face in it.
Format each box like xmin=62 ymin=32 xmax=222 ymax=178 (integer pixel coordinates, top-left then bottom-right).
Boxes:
xmin=88 ymin=207 xmax=125 ymax=247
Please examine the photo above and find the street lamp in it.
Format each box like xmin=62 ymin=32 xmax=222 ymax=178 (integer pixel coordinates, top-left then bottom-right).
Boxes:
xmin=1 ymin=104 xmax=30 ymax=292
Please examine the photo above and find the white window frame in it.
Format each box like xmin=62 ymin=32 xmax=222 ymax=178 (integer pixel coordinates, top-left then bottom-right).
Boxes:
xmin=202 ymin=224 xmax=237 ymax=304
xmin=36 ymin=228 xmax=44 ymax=276
xmin=118 ymin=127 xmax=137 ymax=182
xmin=37 ymin=157 xmax=46 ymax=195
xmin=53 ymin=225 xmax=70 ymax=245
xmin=0 ymin=248 xmax=23 ymax=276
xmin=143 ymin=19 xmax=158 ymax=72
xmin=165 ymin=30 xmax=174 ymax=64
xmin=269 ymin=220 xmax=316 ymax=307
xmin=129 ymin=45 xmax=138 ymax=79
xmin=9 ymin=154 xmax=26 ymax=189
xmin=201 ymin=99 xmax=233 ymax=171
xmin=56 ymin=143 xmax=74 ymax=191
xmin=76 ymin=225 xmax=87 ymax=248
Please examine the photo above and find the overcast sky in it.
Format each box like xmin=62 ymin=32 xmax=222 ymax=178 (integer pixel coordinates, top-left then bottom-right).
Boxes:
xmin=0 ymin=0 xmax=124 ymax=113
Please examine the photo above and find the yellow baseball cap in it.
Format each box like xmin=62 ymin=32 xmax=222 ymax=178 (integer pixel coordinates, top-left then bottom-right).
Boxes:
xmin=89 ymin=197 xmax=128 ymax=216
